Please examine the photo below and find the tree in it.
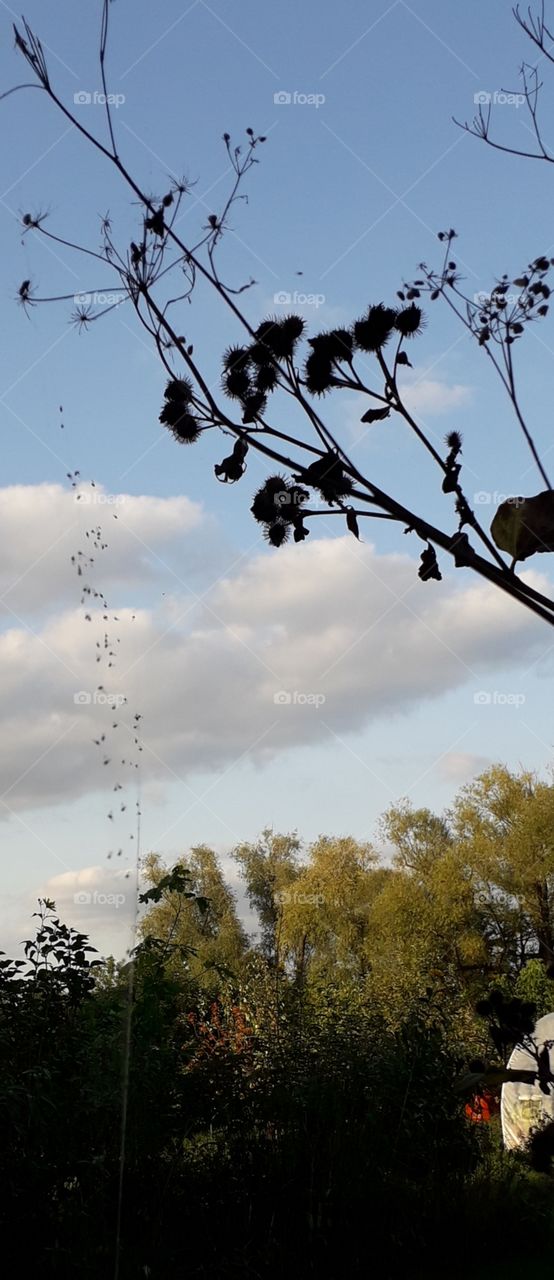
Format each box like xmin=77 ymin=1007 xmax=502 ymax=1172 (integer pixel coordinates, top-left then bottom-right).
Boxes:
xmin=452 ymin=764 xmax=554 ymax=967
xmin=4 ymin=2 xmax=554 ymax=629
xmin=139 ymin=846 xmax=248 ymax=983
xmin=232 ymin=828 xmax=302 ymax=964
xmin=365 ymin=851 xmax=487 ymax=1032
xmin=278 ymin=834 xmax=386 ymax=980
xmin=362 ymin=768 xmax=554 ymax=1033
xmin=380 ymin=800 xmax=452 ymax=875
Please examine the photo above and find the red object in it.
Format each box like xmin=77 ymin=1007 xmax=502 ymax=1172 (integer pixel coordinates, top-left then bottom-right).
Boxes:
xmin=465 ymin=1088 xmax=499 ymax=1123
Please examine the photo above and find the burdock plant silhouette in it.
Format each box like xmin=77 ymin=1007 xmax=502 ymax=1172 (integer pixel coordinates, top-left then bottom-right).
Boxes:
xmin=5 ymin=2 xmax=554 ymax=626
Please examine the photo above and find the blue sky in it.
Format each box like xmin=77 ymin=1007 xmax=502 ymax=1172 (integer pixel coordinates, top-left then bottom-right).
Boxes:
xmin=1 ymin=0 xmax=554 ymax=958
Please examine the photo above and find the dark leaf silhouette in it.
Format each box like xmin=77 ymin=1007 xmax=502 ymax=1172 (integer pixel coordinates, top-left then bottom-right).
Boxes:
xmin=360 ymin=406 xmax=391 ymax=424
xmin=419 ymin=544 xmax=442 ymax=581
xmin=301 ymin=453 xmax=352 ymax=503
xmin=491 ymin=491 xmax=554 ymax=562
xmin=145 ymin=207 xmax=165 ymax=237
xmin=346 ymin=508 xmax=360 ymax=540
xmin=214 ymin=437 xmax=249 ymax=483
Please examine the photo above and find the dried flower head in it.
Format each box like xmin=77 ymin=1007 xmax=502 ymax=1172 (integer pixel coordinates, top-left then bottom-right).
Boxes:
xmin=353 ymin=305 xmax=397 ymax=352
xmin=222 ymin=368 xmax=251 ymax=400
xmin=222 ymin=345 xmax=253 ymax=400
xmin=255 ymin=363 xmax=279 ymax=394
xmin=326 ymin=328 xmax=354 ymax=360
xmin=164 ymin=377 xmax=194 ymax=403
xmin=251 ymin=475 xmax=295 ymax=525
xmin=249 ymin=342 xmax=274 ymax=367
xmin=21 ymin=209 xmax=48 ymax=233
xmin=304 ymin=348 xmax=335 ymax=395
xmin=264 ymin=521 xmax=290 ymax=547
xmin=254 ymin=314 xmax=305 ymax=360
xmin=222 ymin=345 xmax=251 ymax=372
xmin=17 ymin=278 xmax=33 ymax=307
xmin=302 ymin=452 xmax=352 ymax=502
xmin=159 ymin=402 xmax=201 ymax=444
xmin=242 ymin=390 xmax=267 ymax=422
xmin=394 ymin=304 xmax=425 ymax=338
xmin=445 ymin=431 xmax=462 ymax=451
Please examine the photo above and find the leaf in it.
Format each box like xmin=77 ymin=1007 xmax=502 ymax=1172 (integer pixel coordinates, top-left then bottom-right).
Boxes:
xmin=145 ymin=207 xmax=165 ymax=237
xmin=293 ymin=518 xmax=309 ymax=542
xmin=360 ymin=406 xmax=390 ymax=424
xmin=491 ymin=490 xmax=554 ymax=562
xmin=346 ymin=508 xmax=360 ymax=540
xmin=418 ymin=543 xmax=442 ymax=581
xmin=442 ymin=462 xmax=460 ymax=494
xmin=449 ymin=532 xmax=472 ymax=566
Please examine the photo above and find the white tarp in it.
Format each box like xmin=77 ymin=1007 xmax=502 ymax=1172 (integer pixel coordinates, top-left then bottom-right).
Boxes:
xmin=501 ymin=1010 xmax=554 ymax=1150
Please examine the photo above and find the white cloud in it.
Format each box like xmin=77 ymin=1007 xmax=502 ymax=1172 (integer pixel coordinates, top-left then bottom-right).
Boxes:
xmin=0 ymin=483 xmax=208 ymax=616
xmin=436 ymin=752 xmax=491 ymax=784
xmin=401 ymin=377 xmax=471 ymax=416
xmin=10 ymin=858 xmax=257 ymax=962
xmin=44 ymin=865 xmax=136 ymax=959
xmin=0 ymin=485 xmax=548 ymax=815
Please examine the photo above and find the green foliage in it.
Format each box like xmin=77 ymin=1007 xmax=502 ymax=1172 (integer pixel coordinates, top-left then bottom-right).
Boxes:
xmin=138 ymin=846 xmax=248 ymax=985
xmin=5 ymin=768 xmax=554 ymax=1276
xmin=515 ymin=957 xmax=554 ymax=1016
xmin=232 ymin=827 xmax=302 ymax=962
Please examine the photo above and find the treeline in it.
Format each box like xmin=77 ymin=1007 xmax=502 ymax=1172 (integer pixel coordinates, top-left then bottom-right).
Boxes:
xmin=141 ymin=764 xmax=554 ymax=1038
xmin=2 ymin=763 xmax=554 ymax=1278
